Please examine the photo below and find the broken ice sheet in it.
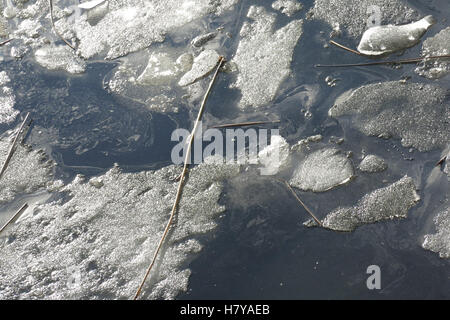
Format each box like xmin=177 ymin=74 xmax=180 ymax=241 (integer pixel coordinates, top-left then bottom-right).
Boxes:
xmin=0 ymin=161 xmax=240 ymax=299
xmin=0 ymin=71 xmax=18 ymax=124
xmin=0 ymin=134 xmax=57 ymax=205
xmin=34 ymin=45 xmax=86 ymax=74
xmin=178 ymin=49 xmax=220 ymax=86
xmin=358 ymin=154 xmax=387 ymax=173
xmin=416 ymin=26 xmax=450 ymax=79
xmin=230 ymin=5 xmax=303 ymax=109
xmin=422 ymin=206 xmax=450 ymax=259
xmin=272 ymin=0 xmax=303 ymax=17
xmin=310 ymin=176 xmax=420 ymax=232
xmin=329 ymin=81 xmax=450 ymax=152
xmin=290 ymin=147 xmax=354 ymax=192
xmin=310 ymin=0 xmax=418 ymax=39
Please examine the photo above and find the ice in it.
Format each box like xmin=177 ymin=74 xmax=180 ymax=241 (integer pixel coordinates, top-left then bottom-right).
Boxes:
xmin=310 ymin=0 xmax=418 ymax=39
xmin=191 ymin=31 xmax=217 ymax=48
xmin=137 ymin=52 xmax=181 ymax=86
xmin=0 ymin=135 xmax=56 ymax=205
xmin=257 ymin=135 xmax=291 ymax=176
xmin=272 ymin=0 xmax=303 ymax=17
xmin=34 ymin=45 xmax=86 ymax=74
xmin=329 ymin=81 xmax=450 ymax=152
xmin=0 ymin=160 xmax=240 ymax=299
xmin=422 ymin=206 xmax=450 ymax=258
xmin=230 ymin=6 xmax=303 ymax=109
xmin=358 ymin=154 xmax=387 ymax=173
xmin=290 ymin=147 xmax=354 ymax=192
xmin=178 ymin=49 xmax=220 ymax=86
xmin=0 ymin=71 xmax=18 ymax=124
xmin=318 ymin=176 xmax=420 ymax=232
xmin=416 ymin=26 xmax=450 ymax=79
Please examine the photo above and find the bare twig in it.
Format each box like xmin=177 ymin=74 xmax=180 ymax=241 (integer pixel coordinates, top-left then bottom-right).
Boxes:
xmin=0 ymin=113 xmax=31 ymax=180
xmin=0 ymin=39 xmax=12 ymax=47
xmin=134 ymin=56 xmax=226 ymax=300
xmin=0 ymin=203 xmax=28 ymax=235
xmin=280 ymin=179 xmax=322 ymax=226
xmin=48 ymin=0 xmax=76 ymax=50
xmin=329 ymin=40 xmax=362 ymax=56
xmin=316 ymin=54 xmax=450 ymax=68
xmin=211 ymin=120 xmax=281 ymax=129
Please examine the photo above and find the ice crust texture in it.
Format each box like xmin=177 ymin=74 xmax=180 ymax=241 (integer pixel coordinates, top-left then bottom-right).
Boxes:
xmin=230 ymin=6 xmax=303 ymax=109
xmin=329 ymin=81 xmax=450 ymax=152
xmin=422 ymin=206 xmax=450 ymax=259
xmin=416 ymin=26 xmax=450 ymax=79
xmin=320 ymin=176 xmax=420 ymax=232
xmin=359 ymin=155 xmax=387 ymax=173
xmin=0 ymin=71 xmax=18 ymax=124
xmin=311 ymin=0 xmax=418 ymax=38
xmin=0 ymin=161 xmax=239 ymax=299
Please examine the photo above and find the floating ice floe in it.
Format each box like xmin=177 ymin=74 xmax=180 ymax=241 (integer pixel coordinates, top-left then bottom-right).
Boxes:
xmin=0 ymin=160 xmax=240 ymax=299
xmin=315 ymin=176 xmax=420 ymax=232
xmin=137 ymin=52 xmax=182 ymax=86
xmin=422 ymin=206 xmax=450 ymax=259
xmin=290 ymin=147 xmax=354 ymax=192
xmin=310 ymin=0 xmax=418 ymax=38
xmin=230 ymin=6 xmax=303 ymax=109
xmin=329 ymin=81 xmax=450 ymax=152
xmin=359 ymin=154 xmax=387 ymax=173
xmin=357 ymin=15 xmax=435 ymax=56
xmin=0 ymin=71 xmax=18 ymax=124
xmin=34 ymin=45 xmax=86 ymax=74
xmin=0 ymin=136 xmax=57 ymax=205
xmin=257 ymin=135 xmax=291 ymax=176
xmin=416 ymin=26 xmax=450 ymax=79
xmin=178 ymin=49 xmax=220 ymax=86
xmin=272 ymin=0 xmax=303 ymax=17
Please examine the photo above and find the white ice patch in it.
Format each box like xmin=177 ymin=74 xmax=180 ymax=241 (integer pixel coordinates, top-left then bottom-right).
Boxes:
xmin=0 ymin=161 xmax=240 ymax=299
xmin=272 ymin=0 xmax=303 ymax=17
xmin=416 ymin=26 xmax=450 ymax=79
xmin=422 ymin=206 xmax=450 ymax=259
xmin=178 ymin=49 xmax=220 ymax=86
xmin=230 ymin=6 xmax=303 ymax=109
xmin=359 ymin=154 xmax=387 ymax=173
xmin=0 ymin=71 xmax=18 ymax=124
xmin=34 ymin=45 xmax=86 ymax=74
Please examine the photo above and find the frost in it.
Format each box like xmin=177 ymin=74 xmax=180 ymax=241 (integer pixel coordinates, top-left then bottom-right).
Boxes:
xmin=329 ymin=81 xmax=450 ymax=152
xmin=416 ymin=26 xmax=450 ymax=79
xmin=318 ymin=176 xmax=420 ymax=232
xmin=359 ymin=155 xmax=387 ymax=173
xmin=310 ymin=0 xmax=418 ymax=39
xmin=230 ymin=6 xmax=303 ymax=109
xmin=34 ymin=45 xmax=86 ymax=74
xmin=0 ymin=161 xmax=240 ymax=299
xmin=290 ymin=147 xmax=354 ymax=192
xmin=422 ymin=206 xmax=450 ymax=259
xmin=0 ymin=71 xmax=18 ymax=124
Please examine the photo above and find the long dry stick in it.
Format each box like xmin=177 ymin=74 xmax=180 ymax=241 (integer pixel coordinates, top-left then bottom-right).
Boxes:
xmin=0 ymin=113 xmax=31 ymax=180
xmin=329 ymin=40 xmax=362 ymax=56
xmin=281 ymin=179 xmax=322 ymax=226
xmin=0 ymin=39 xmax=12 ymax=47
xmin=211 ymin=120 xmax=281 ymax=129
xmin=0 ymin=203 xmax=28 ymax=235
xmin=134 ymin=56 xmax=226 ymax=300
xmin=48 ymin=0 xmax=76 ymax=50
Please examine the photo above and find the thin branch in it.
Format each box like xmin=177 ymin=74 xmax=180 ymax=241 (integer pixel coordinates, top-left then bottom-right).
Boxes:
xmin=329 ymin=40 xmax=362 ymax=56
xmin=0 ymin=39 xmax=12 ymax=47
xmin=134 ymin=56 xmax=226 ymax=300
xmin=281 ymin=179 xmax=322 ymax=226
xmin=0 ymin=203 xmax=28 ymax=235
xmin=0 ymin=113 xmax=31 ymax=180
xmin=315 ymin=54 xmax=450 ymax=68
xmin=211 ymin=120 xmax=281 ymax=129
xmin=48 ymin=0 xmax=76 ymax=50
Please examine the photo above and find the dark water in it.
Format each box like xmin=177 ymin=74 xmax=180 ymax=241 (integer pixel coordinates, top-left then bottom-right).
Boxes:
xmin=1 ymin=0 xmax=449 ymax=299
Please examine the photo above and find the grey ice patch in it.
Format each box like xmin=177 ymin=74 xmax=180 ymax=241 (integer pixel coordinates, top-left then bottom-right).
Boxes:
xmin=359 ymin=155 xmax=387 ymax=173
xmin=0 ymin=71 xmax=18 ymax=124
xmin=329 ymin=81 xmax=450 ymax=152
xmin=290 ymin=147 xmax=354 ymax=192
xmin=272 ymin=0 xmax=303 ymax=17
xmin=137 ymin=52 xmax=180 ymax=86
xmin=357 ymin=15 xmax=435 ymax=56
xmin=0 ymin=137 xmax=56 ymax=205
xmin=230 ymin=6 xmax=303 ymax=108
xmin=317 ymin=176 xmax=420 ymax=232
xmin=34 ymin=45 xmax=86 ymax=74
xmin=422 ymin=206 xmax=450 ymax=258
xmin=191 ymin=31 xmax=217 ymax=48
xmin=0 ymin=161 xmax=240 ymax=299
xmin=310 ymin=0 xmax=418 ymax=39
xmin=416 ymin=26 xmax=450 ymax=79
xmin=178 ymin=49 xmax=220 ymax=86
